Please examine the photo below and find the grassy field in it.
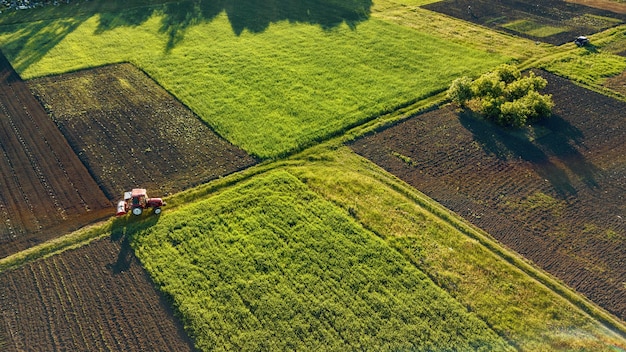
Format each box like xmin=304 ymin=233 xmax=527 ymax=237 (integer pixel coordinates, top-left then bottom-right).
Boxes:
xmin=130 ymin=169 xmax=511 ymax=351
xmin=113 ymin=146 xmax=626 ymax=351
xmin=287 ymin=147 xmax=626 ymax=350
xmin=372 ymin=1 xmax=626 ymax=97
xmin=539 ymin=25 xmax=626 ymax=90
xmin=2 ymin=144 xmax=625 ymax=350
xmin=0 ymin=0 xmax=625 ymax=351
xmin=2 ymin=0 xmax=621 ymax=160
xmin=0 ymin=0 xmax=506 ymax=159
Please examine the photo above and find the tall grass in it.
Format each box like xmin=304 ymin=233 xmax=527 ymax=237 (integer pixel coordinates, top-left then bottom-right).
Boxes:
xmin=286 ymin=147 xmax=626 ymax=351
xmin=131 ymin=170 xmax=510 ymax=351
xmin=0 ymin=1 xmax=506 ymax=158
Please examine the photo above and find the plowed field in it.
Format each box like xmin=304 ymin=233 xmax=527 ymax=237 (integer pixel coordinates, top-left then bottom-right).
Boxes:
xmin=0 ymin=235 xmax=195 ymax=351
xmin=566 ymin=0 xmax=626 ymax=14
xmin=29 ymin=63 xmax=257 ymax=201
xmin=350 ymin=70 xmax=626 ymax=321
xmin=0 ymin=52 xmax=111 ymax=259
xmin=423 ymin=0 xmax=626 ymax=45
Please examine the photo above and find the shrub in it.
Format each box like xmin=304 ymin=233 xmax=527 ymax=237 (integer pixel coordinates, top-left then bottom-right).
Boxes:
xmin=494 ymin=64 xmax=522 ymax=84
xmin=472 ymin=72 xmax=505 ymax=98
xmin=448 ymin=65 xmax=553 ymax=127
xmin=520 ymin=90 xmax=554 ymax=122
xmin=479 ymin=96 xmax=504 ymax=121
xmin=504 ymin=72 xmax=547 ymax=100
xmin=446 ymin=76 xmax=473 ymax=106
xmin=500 ymin=99 xmax=531 ymax=127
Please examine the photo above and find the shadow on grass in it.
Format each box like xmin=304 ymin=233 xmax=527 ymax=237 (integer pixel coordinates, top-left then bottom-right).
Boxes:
xmin=0 ymin=0 xmax=372 ymax=69
xmin=108 ymin=213 xmax=160 ymax=274
xmin=144 ymin=0 xmax=372 ymax=51
xmin=0 ymin=19 xmax=84 ymax=74
xmin=459 ymin=110 xmax=599 ymax=197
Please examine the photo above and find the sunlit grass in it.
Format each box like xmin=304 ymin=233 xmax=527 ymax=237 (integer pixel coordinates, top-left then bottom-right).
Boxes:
xmin=0 ymin=1 xmax=506 ymax=159
xmin=132 ymin=170 xmax=510 ymax=351
xmin=501 ymin=19 xmax=568 ymax=38
xmin=286 ymin=147 xmax=626 ymax=351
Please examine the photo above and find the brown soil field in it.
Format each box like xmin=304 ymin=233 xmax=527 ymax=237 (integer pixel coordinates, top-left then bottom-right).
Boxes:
xmin=0 ymin=52 xmax=111 ymax=259
xmin=350 ymin=70 xmax=626 ymax=321
xmin=0 ymin=230 xmax=195 ymax=351
xmin=29 ymin=63 xmax=257 ymax=202
xmin=423 ymin=0 xmax=626 ymax=45
xmin=566 ymin=0 xmax=626 ymax=14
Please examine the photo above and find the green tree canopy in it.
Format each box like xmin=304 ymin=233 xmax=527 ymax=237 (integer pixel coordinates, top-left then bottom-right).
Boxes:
xmin=447 ymin=64 xmax=554 ymax=128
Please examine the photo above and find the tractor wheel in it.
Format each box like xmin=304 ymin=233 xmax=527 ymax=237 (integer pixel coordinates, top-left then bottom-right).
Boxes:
xmin=132 ymin=207 xmax=143 ymax=216
xmin=154 ymin=207 xmax=162 ymax=215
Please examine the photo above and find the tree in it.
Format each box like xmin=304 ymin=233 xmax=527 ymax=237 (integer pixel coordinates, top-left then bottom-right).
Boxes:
xmin=447 ymin=65 xmax=553 ymax=127
xmin=446 ymin=76 xmax=473 ymax=107
xmin=494 ymin=64 xmax=521 ymax=84
xmin=504 ymin=72 xmax=547 ymax=101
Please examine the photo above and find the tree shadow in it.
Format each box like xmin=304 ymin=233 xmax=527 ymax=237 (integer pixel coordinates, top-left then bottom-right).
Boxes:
xmin=1 ymin=0 xmax=371 ymax=73
xmin=458 ymin=109 xmax=599 ymax=197
xmin=97 ymin=0 xmax=372 ymax=52
xmin=534 ymin=113 xmax=600 ymax=189
xmin=0 ymin=18 xmax=85 ymax=74
xmin=223 ymin=0 xmax=372 ymax=34
xmin=108 ymin=213 xmax=160 ymax=274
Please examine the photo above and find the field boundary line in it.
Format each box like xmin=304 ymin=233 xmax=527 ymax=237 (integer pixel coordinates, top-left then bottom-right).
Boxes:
xmin=0 ymin=220 xmax=111 ymax=273
xmin=0 ymin=160 xmax=283 ymax=273
xmin=355 ymin=155 xmax=626 ymax=339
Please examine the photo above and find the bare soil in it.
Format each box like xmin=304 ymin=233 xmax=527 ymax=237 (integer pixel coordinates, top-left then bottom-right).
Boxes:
xmin=0 ymin=233 xmax=196 ymax=351
xmin=565 ymin=0 xmax=626 ymax=14
xmin=29 ymin=63 xmax=257 ymax=202
xmin=0 ymin=52 xmax=111 ymax=259
xmin=350 ymin=70 xmax=626 ymax=321
xmin=423 ymin=0 xmax=626 ymax=45
xmin=0 ymin=58 xmax=257 ymax=260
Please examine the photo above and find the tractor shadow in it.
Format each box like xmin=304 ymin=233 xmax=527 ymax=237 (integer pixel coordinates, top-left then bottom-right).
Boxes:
xmin=107 ymin=213 xmax=161 ymax=274
xmin=458 ymin=109 xmax=599 ymax=197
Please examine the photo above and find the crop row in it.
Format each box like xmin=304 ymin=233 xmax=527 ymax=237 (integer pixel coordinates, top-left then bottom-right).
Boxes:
xmin=0 ymin=238 xmax=193 ymax=351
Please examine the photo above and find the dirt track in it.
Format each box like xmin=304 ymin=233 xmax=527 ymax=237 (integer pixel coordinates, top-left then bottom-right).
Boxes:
xmin=0 ymin=234 xmax=195 ymax=351
xmin=0 ymin=52 xmax=111 ymax=259
xmin=350 ymin=70 xmax=626 ymax=321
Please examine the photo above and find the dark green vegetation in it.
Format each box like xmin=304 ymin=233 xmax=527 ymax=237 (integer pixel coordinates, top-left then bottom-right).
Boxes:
xmin=448 ymin=64 xmax=554 ymax=127
xmin=132 ymin=171 xmax=510 ymax=351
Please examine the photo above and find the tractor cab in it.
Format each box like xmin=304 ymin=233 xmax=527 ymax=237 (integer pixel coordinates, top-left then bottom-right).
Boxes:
xmin=129 ymin=189 xmax=148 ymax=215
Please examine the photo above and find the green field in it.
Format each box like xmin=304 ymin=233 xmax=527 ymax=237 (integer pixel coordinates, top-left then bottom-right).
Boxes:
xmin=131 ymin=170 xmax=510 ymax=351
xmin=501 ymin=19 xmax=568 ymax=38
xmin=118 ymin=146 xmax=625 ymax=351
xmin=286 ymin=147 xmax=626 ymax=350
xmin=0 ymin=0 xmax=506 ymax=159
xmin=1 ymin=0 xmax=626 ymax=351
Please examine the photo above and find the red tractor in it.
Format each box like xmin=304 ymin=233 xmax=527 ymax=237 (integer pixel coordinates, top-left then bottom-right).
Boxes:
xmin=116 ymin=188 xmax=166 ymax=216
